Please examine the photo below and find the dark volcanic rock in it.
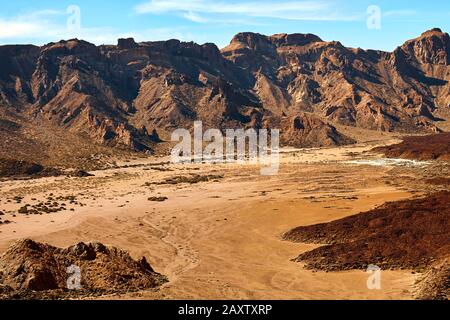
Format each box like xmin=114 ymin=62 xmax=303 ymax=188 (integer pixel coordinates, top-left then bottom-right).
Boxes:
xmin=284 ymin=192 xmax=450 ymax=272
xmin=70 ymin=170 xmax=94 ymax=178
xmin=0 ymin=158 xmax=61 ymax=178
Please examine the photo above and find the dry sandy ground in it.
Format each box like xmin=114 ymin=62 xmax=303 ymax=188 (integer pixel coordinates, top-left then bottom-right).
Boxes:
xmin=0 ymin=141 xmax=426 ymax=300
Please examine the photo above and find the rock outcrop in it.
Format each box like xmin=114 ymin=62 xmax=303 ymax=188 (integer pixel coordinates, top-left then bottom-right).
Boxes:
xmin=0 ymin=239 xmax=167 ymax=298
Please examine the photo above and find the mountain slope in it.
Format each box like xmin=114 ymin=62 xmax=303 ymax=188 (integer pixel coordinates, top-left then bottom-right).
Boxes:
xmin=1 ymin=29 xmax=449 ymax=167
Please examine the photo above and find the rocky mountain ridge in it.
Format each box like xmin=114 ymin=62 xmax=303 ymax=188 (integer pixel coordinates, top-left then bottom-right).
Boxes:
xmin=1 ymin=29 xmax=449 ymax=163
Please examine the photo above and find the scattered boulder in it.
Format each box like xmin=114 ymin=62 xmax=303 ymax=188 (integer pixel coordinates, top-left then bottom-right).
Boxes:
xmin=70 ymin=170 xmax=94 ymax=178
xmin=18 ymin=206 xmax=29 ymax=214
xmin=284 ymin=192 xmax=450 ymax=271
xmin=152 ymin=174 xmax=224 ymax=185
xmin=117 ymin=38 xmax=139 ymax=50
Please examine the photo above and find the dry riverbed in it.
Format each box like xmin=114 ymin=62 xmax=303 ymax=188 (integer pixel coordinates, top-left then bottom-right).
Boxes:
xmin=0 ymin=142 xmax=441 ymax=300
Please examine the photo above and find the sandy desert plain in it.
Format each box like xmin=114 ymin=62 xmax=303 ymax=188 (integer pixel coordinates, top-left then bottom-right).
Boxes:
xmin=1 ymin=132 xmax=448 ymax=301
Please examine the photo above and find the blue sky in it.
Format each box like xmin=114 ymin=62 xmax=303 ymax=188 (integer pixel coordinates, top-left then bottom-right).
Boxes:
xmin=0 ymin=0 xmax=449 ymax=51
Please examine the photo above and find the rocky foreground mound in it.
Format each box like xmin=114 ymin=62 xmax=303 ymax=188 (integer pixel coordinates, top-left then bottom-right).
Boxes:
xmin=0 ymin=239 xmax=167 ymax=299
xmin=1 ymin=28 xmax=450 ymax=165
xmin=283 ymin=192 xmax=450 ymax=299
xmin=374 ymin=133 xmax=450 ymax=161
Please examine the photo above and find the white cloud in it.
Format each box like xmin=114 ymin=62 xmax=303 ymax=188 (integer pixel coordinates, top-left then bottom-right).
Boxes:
xmin=0 ymin=10 xmax=64 ymax=40
xmin=0 ymin=15 xmax=113 ymax=44
xmin=383 ymin=10 xmax=417 ymax=17
xmin=0 ymin=10 xmax=198 ymax=46
xmin=0 ymin=20 xmax=46 ymax=39
xmin=0 ymin=10 xmax=67 ymax=41
xmin=135 ymin=0 xmax=360 ymax=21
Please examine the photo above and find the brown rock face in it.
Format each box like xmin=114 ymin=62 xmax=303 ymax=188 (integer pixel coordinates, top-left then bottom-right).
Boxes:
xmin=265 ymin=113 xmax=355 ymax=147
xmin=1 ymin=29 xmax=450 ymax=157
xmin=374 ymin=133 xmax=450 ymax=161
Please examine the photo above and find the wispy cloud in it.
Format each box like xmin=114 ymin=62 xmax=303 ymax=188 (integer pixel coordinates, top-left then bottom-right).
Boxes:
xmin=183 ymin=11 xmax=210 ymax=23
xmin=0 ymin=10 xmax=60 ymax=39
xmin=0 ymin=14 xmax=113 ymax=44
xmin=135 ymin=0 xmax=361 ymax=22
xmin=0 ymin=10 xmax=199 ymax=45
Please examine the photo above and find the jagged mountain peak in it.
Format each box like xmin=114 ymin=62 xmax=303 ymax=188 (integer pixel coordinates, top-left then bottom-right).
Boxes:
xmin=43 ymin=38 xmax=97 ymax=52
xmin=403 ymin=27 xmax=450 ymax=47
xmin=269 ymin=33 xmax=323 ymax=46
